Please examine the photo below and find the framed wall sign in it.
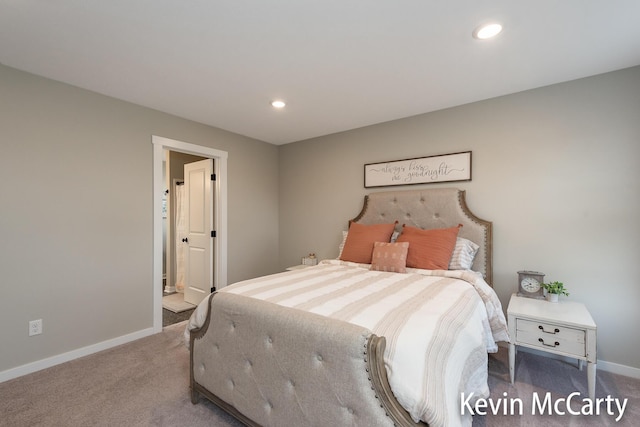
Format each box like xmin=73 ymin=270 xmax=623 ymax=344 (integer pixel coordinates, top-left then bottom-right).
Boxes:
xmin=364 ymin=151 xmax=472 ymax=188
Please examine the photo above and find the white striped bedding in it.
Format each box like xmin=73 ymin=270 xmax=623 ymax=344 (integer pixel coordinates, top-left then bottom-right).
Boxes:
xmin=187 ymin=259 xmax=509 ymax=427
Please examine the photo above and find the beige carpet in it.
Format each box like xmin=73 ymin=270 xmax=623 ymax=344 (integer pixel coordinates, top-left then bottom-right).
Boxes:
xmin=162 ymin=292 xmax=196 ymax=313
xmin=0 ymin=321 xmax=242 ymax=427
xmin=477 ymin=348 xmax=640 ymax=426
xmin=0 ymin=322 xmax=638 ymax=426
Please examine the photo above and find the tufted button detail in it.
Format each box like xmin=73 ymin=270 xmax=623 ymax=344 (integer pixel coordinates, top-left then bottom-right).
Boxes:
xmin=228 ymin=379 xmax=235 ymax=389
xmin=199 ymin=363 xmax=206 ymax=373
xmin=433 ymin=213 xmax=440 ymax=219
xmin=316 ymin=354 xmax=323 ymax=362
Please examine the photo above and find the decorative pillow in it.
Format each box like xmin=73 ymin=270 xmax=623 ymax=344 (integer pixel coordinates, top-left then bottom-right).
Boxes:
xmin=396 ymin=224 xmax=462 ymax=270
xmin=370 ymin=241 xmax=409 ymax=273
xmin=449 ymin=237 xmax=480 ymax=270
xmin=338 ymin=230 xmax=349 ymax=258
xmin=340 ymin=229 xmax=400 ymax=258
xmin=339 ymin=222 xmax=397 ymax=264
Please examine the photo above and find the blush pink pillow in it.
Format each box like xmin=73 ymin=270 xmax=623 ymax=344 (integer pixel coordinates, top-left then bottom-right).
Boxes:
xmin=370 ymin=242 xmax=409 ymax=273
xmin=396 ymin=225 xmax=461 ymax=270
xmin=340 ymin=222 xmax=397 ymax=264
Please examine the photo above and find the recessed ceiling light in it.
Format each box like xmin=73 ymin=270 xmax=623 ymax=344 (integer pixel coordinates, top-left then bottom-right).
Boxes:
xmin=473 ymin=23 xmax=503 ymax=40
xmin=271 ymin=100 xmax=286 ymax=109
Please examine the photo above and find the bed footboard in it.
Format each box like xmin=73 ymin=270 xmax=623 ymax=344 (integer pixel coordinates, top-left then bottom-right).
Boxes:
xmin=190 ymin=292 xmax=421 ymax=426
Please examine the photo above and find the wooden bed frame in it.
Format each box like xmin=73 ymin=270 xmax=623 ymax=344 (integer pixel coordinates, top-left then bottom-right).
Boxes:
xmin=189 ymin=188 xmax=492 ymax=426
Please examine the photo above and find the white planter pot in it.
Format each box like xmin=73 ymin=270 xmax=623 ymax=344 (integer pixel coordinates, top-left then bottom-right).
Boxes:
xmin=546 ymin=293 xmax=559 ymax=303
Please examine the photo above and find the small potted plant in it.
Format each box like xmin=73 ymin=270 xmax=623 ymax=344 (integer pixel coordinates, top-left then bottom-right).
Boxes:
xmin=542 ymin=281 xmax=569 ymax=303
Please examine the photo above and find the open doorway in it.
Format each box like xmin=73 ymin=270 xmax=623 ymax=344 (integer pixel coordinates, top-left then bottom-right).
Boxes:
xmin=152 ymin=136 xmax=228 ymax=333
xmin=162 ymin=152 xmax=208 ymax=326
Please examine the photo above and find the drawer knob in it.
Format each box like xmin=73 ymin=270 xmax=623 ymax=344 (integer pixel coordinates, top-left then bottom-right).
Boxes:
xmin=538 ymin=325 xmax=560 ymax=334
xmin=538 ymin=338 xmax=560 ymax=348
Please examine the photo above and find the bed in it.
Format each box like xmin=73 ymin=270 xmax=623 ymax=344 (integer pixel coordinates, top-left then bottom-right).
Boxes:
xmin=186 ymin=188 xmax=509 ymax=427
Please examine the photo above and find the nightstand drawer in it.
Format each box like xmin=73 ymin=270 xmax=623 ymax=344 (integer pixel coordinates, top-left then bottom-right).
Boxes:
xmin=517 ymin=319 xmax=585 ymax=341
xmin=516 ymin=319 xmax=586 ymax=357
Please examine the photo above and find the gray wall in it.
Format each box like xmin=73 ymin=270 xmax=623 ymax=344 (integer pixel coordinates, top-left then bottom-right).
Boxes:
xmin=2 ymin=61 xmax=638 ymax=378
xmin=279 ymin=66 xmax=640 ymax=371
xmin=0 ymin=64 xmax=279 ymax=373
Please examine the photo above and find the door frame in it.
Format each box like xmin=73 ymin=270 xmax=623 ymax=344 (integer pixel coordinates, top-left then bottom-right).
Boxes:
xmin=152 ymin=136 xmax=228 ymax=333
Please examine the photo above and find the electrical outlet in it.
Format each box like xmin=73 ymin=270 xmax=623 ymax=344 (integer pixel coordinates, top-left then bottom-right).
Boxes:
xmin=29 ymin=319 xmax=43 ymax=336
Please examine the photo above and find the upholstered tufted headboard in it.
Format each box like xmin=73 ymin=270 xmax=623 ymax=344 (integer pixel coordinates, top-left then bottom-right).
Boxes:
xmin=351 ymin=188 xmax=493 ymax=285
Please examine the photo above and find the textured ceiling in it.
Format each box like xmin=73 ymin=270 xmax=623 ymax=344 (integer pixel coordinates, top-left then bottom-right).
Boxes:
xmin=1 ymin=1 xmax=639 ymax=144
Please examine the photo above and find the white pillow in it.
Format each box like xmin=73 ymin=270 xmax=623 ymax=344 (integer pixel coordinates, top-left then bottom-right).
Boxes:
xmin=338 ymin=230 xmax=349 ymax=258
xmin=448 ymin=237 xmax=479 ymax=270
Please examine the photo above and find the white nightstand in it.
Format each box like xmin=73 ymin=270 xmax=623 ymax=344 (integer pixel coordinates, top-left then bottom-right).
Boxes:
xmin=507 ymin=294 xmax=597 ymax=399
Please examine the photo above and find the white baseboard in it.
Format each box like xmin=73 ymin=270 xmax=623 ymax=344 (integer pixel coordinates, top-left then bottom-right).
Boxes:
xmin=501 ymin=343 xmax=640 ymax=379
xmin=597 ymin=359 xmax=640 ymax=379
xmin=0 ymin=327 xmax=155 ymax=383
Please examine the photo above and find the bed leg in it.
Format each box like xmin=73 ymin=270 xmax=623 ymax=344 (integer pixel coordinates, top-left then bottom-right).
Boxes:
xmin=190 ymin=387 xmax=200 ymax=404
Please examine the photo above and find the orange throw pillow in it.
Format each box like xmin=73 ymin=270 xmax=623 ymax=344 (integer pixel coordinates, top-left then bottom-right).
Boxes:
xmin=396 ymin=225 xmax=461 ymax=270
xmin=340 ymin=222 xmax=397 ymax=264
xmin=370 ymin=241 xmax=409 ymax=273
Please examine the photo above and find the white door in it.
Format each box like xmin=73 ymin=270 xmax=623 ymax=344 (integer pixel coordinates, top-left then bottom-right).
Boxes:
xmin=183 ymin=159 xmax=214 ymax=306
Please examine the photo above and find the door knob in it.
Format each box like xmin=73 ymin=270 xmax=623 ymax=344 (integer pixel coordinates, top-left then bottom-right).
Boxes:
xmin=182 ymin=238 xmax=188 ymax=243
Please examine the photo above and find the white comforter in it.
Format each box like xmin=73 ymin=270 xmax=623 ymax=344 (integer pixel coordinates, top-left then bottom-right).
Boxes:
xmin=186 ymin=260 xmax=509 ymax=427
